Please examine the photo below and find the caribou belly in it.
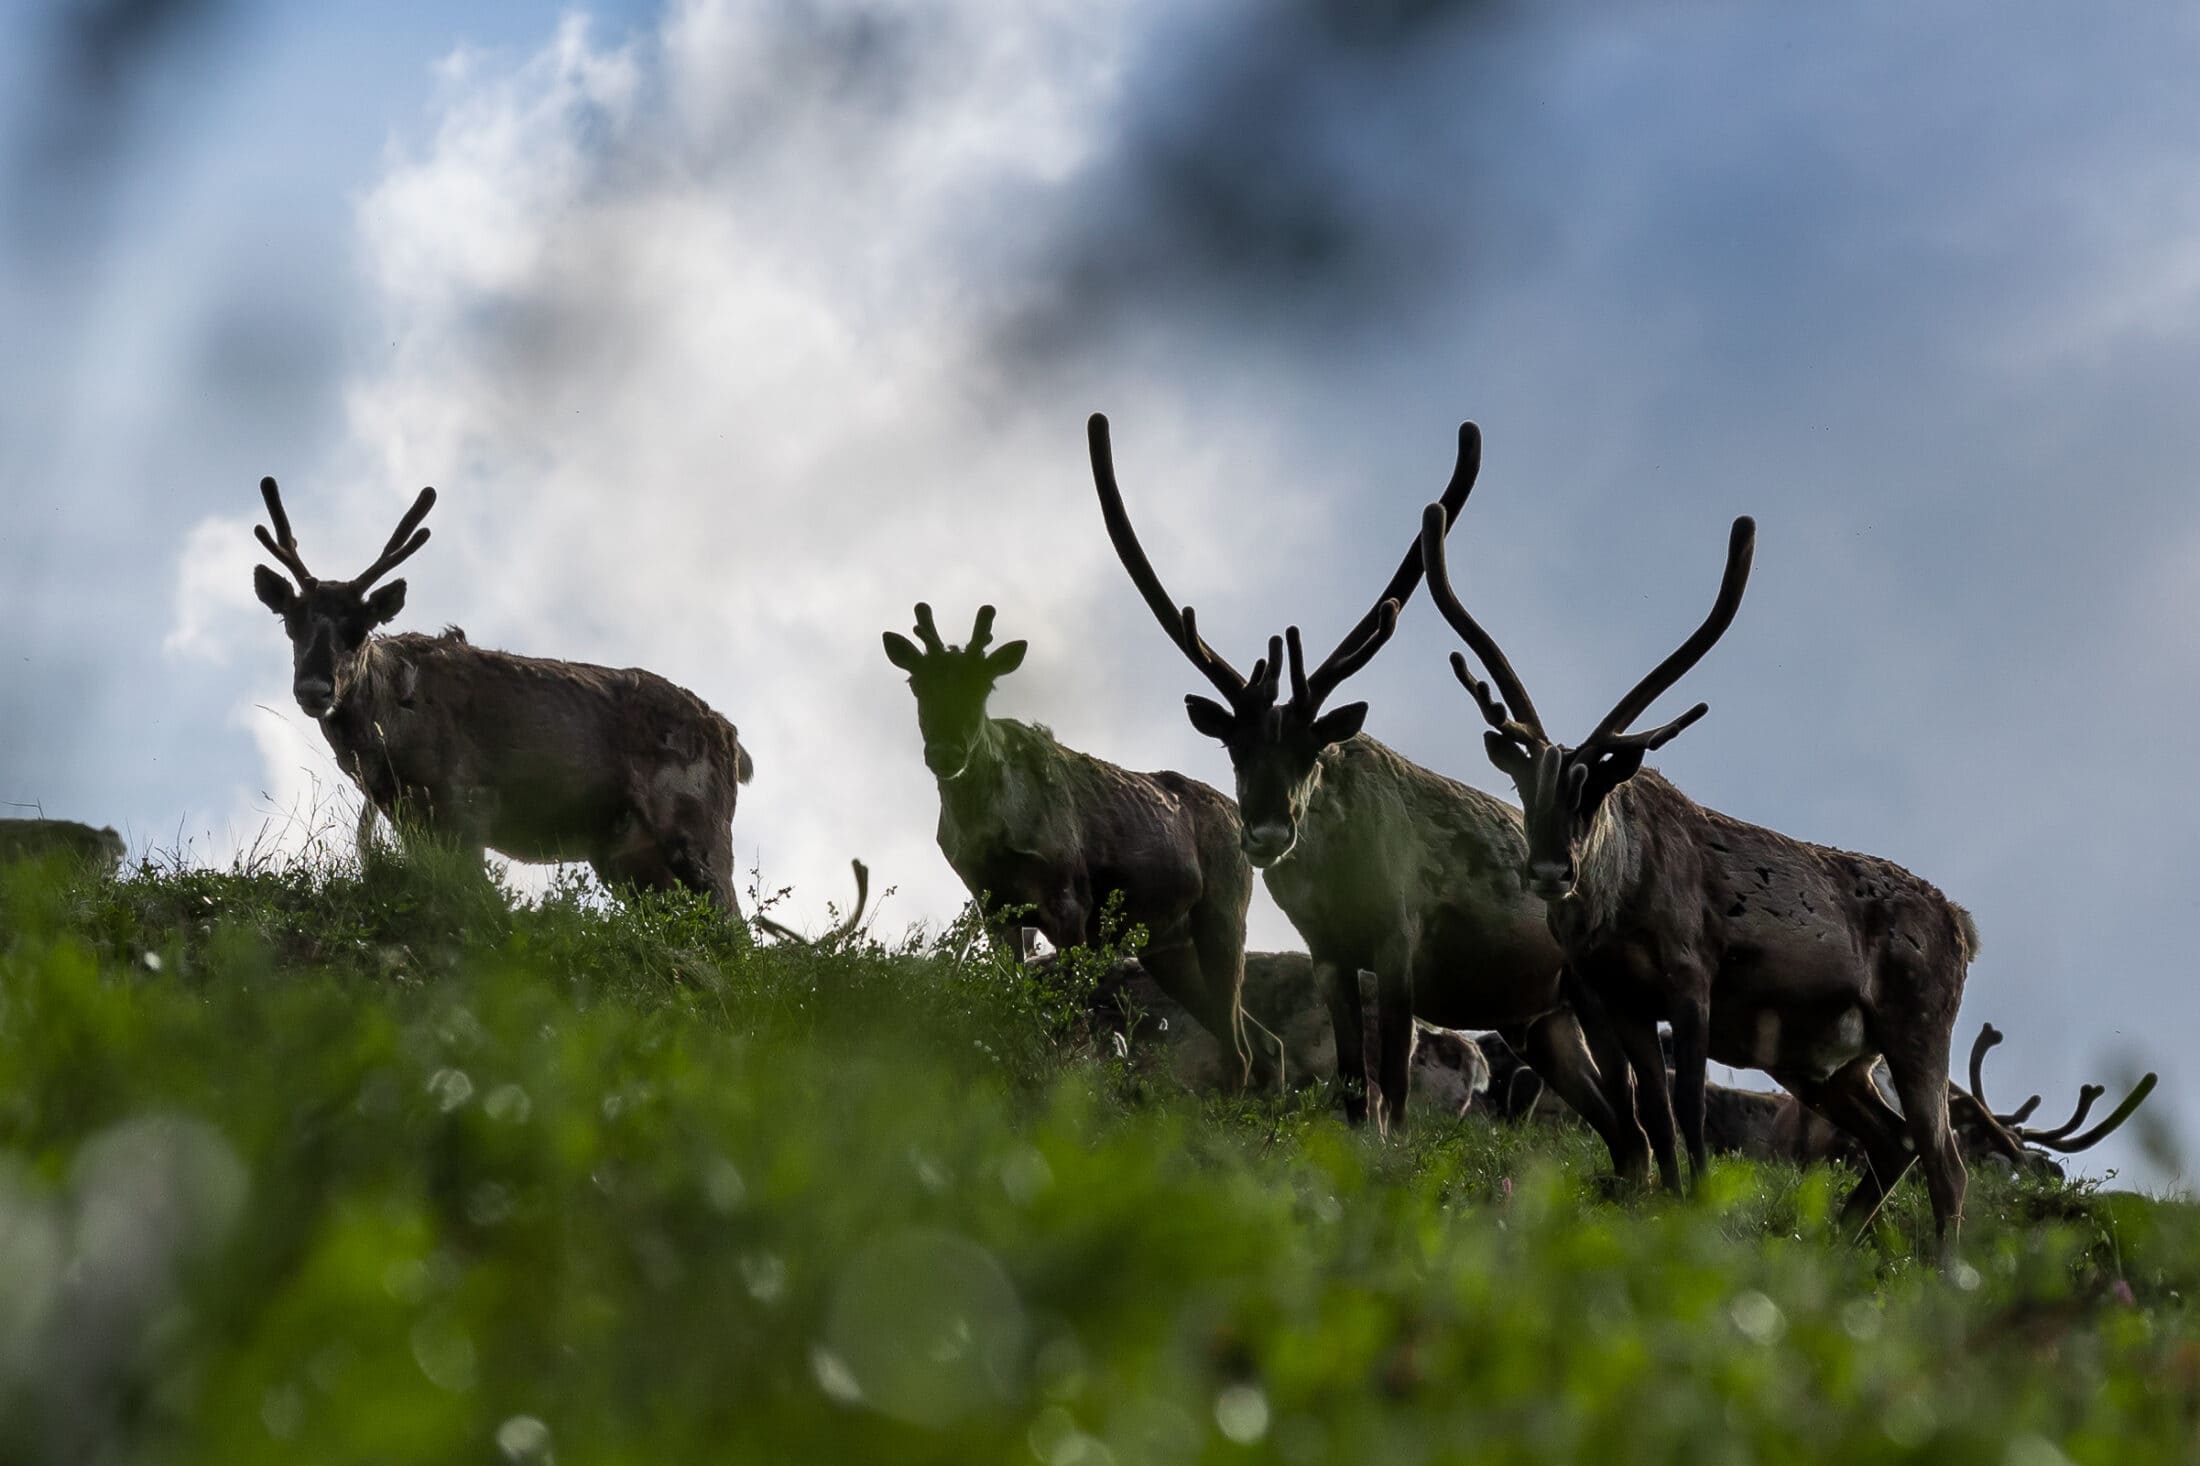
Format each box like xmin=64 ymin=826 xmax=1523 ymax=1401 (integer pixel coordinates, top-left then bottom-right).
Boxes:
xmin=1715 ymin=1002 xmax=1868 ymax=1082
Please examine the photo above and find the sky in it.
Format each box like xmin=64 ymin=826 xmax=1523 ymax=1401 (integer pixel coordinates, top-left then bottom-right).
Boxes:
xmin=5 ymin=0 xmax=2198 ymax=1186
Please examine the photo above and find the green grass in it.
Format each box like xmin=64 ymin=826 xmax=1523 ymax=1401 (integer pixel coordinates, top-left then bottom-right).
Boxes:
xmin=1 ymin=851 xmax=2195 ymax=1465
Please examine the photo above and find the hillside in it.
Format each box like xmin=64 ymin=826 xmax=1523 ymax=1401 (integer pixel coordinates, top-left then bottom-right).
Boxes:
xmin=0 ymin=850 xmax=2194 ymax=1465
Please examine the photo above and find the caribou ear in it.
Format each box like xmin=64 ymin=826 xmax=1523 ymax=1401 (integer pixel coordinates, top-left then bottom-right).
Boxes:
xmin=364 ymin=579 xmax=408 ymax=627
xmin=987 ymin=640 xmax=1028 ymax=676
xmin=1310 ymin=700 xmax=1369 ymax=747
xmin=1482 ymin=730 xmax=1534 ymax=782
xmin=253 ymin=566 xmax=295 ymax=616
xmin=1579 ymin=746 xmax=1647 ymax=811
xmin=882 ymin=631 xmax=924 ymax=672
xmin=1185 ymin=694 xmax=1236 ymax=742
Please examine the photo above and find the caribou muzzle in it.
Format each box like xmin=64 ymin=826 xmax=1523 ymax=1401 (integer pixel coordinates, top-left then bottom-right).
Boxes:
xmin=922 ymin=741 xmax=973 ymax=780
xmin=1241 ymin=822 xmax=1297 ymax=868
xmin=294 ymin=678 xmax=336 ymax=719
xmin=1526 ymin=861 xmax=1574 ymax=903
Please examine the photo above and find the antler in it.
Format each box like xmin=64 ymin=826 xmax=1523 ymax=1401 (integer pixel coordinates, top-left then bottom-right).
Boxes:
xmin=910 ymin=603 xmax=950 ymax=656
xmin=2019 ymin=1073 xmax=2158 ymax=1154
xmin=1969 ymin=1022 xmax=2158 ymax=1155
xmin=1582 ymin=517 xmax=1755 ymax=750
xmin=1089 ymin=413 xmax=1253 ymax=707
xmin=1294 ymin=421 xmax=1485 ymax=712
xmin=753 ymin=859 xmax=873 ymax=945
xmin=255 ymin=477 xmax=315 ymax=586
xmin=1968 ymin=1023 xmax=2043 ymax=1122
xmin=2026 ymin=1083 xmax=2104 ymax=1142
xmin=350 ymin=487 xmax=437 ymax=590
xmin=967 ymin=605 xmax=997 ymax=655
xmin=1419 ymin=500 xmax=1550 ymax=746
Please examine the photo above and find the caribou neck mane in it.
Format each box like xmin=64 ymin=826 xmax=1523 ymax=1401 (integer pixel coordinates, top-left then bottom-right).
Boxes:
xmin=1314 ymin=734 xmax=1529 ymax=834
xmin=1269 ymin=733 xmax=1533 ymax=905
xmin=1554 ymin=768 xmax=1668 ymax=947
xmin=1557 ymin=770 xmax=1654 ymax=942
xmin=936 ymin=717 xmax=1066 ymax=830
xmin=319 ymin=629 xmax=464 ymax=744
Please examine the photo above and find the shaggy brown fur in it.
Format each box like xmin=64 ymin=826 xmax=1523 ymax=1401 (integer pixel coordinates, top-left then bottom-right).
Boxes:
xmin=1090 ymin=414 xmax=1642 ymax=1174
xmin=252 ymin=478 xmax=754 ymax=913
xmin=329 ymin=631 xmax=750 ymax=900
xmin=885 ymin=604 xmax=1257 ymax=1076
xmin=1424 ymin=504 xmax=1977 ymax=1244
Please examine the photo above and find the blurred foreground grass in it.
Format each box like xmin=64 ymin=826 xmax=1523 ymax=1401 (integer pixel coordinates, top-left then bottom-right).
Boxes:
xmin=0 ymin=850 xmax=2195 ymax=1465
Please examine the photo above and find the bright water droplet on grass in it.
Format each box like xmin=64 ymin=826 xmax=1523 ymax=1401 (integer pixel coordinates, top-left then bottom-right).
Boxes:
xmin=705 ymin=1157 xmax=746 ymax=1213
xmin=811 ymin=1344 xmax=864 ymax=1404
xmin=426 ymin=1068 xmax=473 ymax=1113
xmin=496 ymin=1414 xmax=554 ymax=1463
xmin=1214 ymin=1384 xmax=1269 ymax=1444
xmin=2003 ymin=1435 xmax=2073 ymax=1466
xmin=1728 ymin=1290 xmax=1786 ymax=1345
xmin=740 ymin=1252 xmax=787 ymax=1303
xmin=485 ymin=1084 xmax=531 ymax=1123
xmin=908 ymin=1147 xmax=949 ymax=1192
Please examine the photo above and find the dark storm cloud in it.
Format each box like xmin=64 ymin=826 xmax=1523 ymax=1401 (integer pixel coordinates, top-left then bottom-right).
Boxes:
xmin=997 ymin=0 xmax=1535 ymax=360
xmin=6 ymin=0 xmax=244 ymax=253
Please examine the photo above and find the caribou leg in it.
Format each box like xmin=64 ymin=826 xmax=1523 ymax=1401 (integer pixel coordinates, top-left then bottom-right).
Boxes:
xmin=1370 ymin=933 xmax=1417 ymax=1139
xmin=1669 ymin=990 xmax=1713 ymax=1185
xmin=1188 ymin=898 xmax=1276 ymax=1089
xmin=1783 ymin=1060 xmax=1915 ymax=1231
xmin=1608 ymin=1010 xmax=1684 ymax=1193
xmin=1561 ymin=969 xmax=1655 ymax=1184
xmin=1518 ymin=1004 xmax=1651 ymax=1187
xmin=1143 ymin=927 xmax=1268 ymax=1092
xmin=1881 ymin=1040 xmax=1967 ymax=1251
xmin=1315 ymin=952 xmax=1371 ymax=1127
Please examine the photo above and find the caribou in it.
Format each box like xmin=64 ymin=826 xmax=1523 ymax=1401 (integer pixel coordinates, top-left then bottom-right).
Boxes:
xmin=1483 ymin=1023 xmax=2155 ymax=1179
xmin=1079 ymin=949 xmax=1494 ymax=1115
xmin=1421 ymin=503 xmax=1978 ymax=1244
xmin=882 ymin=603 xmax=1261 ymax=1076
xmin=251 ymin=475 xmax=862 ymax=936
xmin=1089 ymin=414 xmax=1647 ymax=1174
xmin=1957 ymin=1022 xmax=2158 ymax=1174
xmin=0 ymin=818 xmax=126 ymax=874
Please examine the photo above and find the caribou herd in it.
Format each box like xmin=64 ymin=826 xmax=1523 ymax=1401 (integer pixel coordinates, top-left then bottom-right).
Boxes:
xmin=0 ymin=413 xmax=2159 ymax=1250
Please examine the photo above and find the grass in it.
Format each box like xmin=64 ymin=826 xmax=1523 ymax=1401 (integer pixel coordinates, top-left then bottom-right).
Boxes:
xmin=0 ymin=847 xmax=2196 ymax=1464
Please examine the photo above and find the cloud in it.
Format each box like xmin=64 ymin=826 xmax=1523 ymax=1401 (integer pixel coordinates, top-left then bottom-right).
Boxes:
xmin=991 ymin=0 xmax=1535 ymax=364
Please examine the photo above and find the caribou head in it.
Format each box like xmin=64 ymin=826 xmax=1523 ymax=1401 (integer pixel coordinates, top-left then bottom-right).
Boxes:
xmin=882 ymin=603 xmax=1028 ymax=780
xmin=1089 ymin=413 xmax=1480 ymax=868
xmin=1966 ymin=1021 xmax=2159 ymax=1165
xmin=1419 ymin=503 xmax=1756 ymax=902
xmin=251 ymin=477 xmax=437 ymax=720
